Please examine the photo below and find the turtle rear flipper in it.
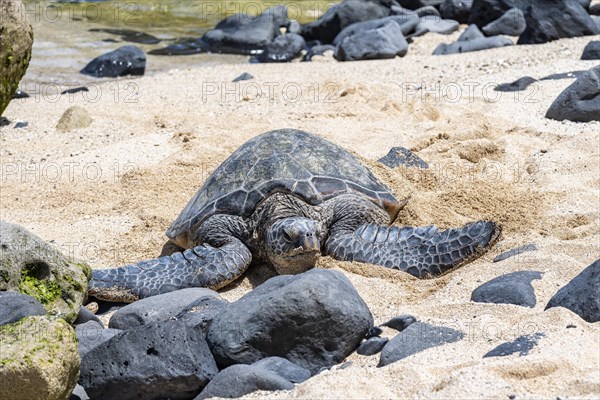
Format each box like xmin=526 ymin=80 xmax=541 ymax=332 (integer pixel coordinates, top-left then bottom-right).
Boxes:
xmin=325 ymin=221 xmax=501 ymax=278
xmin=89 ymin=241 xmax=252 ymax=302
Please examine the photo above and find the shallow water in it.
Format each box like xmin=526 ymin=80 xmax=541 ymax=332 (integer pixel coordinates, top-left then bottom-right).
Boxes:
xmin=21 ymin=0 xmax=333 ymax=88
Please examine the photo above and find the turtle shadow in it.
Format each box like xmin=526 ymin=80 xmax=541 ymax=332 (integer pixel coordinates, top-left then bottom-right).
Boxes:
xmin=220 ymin=262 xmax=278 ymax=294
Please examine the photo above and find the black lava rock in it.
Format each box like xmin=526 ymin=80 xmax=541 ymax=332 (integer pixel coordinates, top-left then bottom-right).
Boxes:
xmin=12 ymin=89 xmax=29 ymax=99
xmin=194 ymin=365 xmax=294 ymax=400
xmin=75 ymin=321 xmax=122 ymax=359
xmin=80 ymin=320 xmax=218 ymax=400
xmin=303 ymin=44 xmax=336 ymax=61
xmin=13 ymin=121 xmax=28 ymax=129
xmin=109 ymin=287 xmax=221 ymax=330
xmin=471 ymin=271 xmax=543 ymax=308
xmin=172 ymin=295 xmax=228 ymax=332
xmin=252 ymin=356 xmax=311 ymax=383
xmin=81 ymin=45 xmax=146 ymax=78
xmin=483 ymin=333 xmax=545 ymax=357
xmin=148 ymin=38 xmax=209 ymax=56
xmin=256 ymin=33 xmax=306 ymax=62
xmin=301 ymin=0 xmax=394 ymax=44
xmin=433 ymin=36 xmax=513 ymax=55
xmin=494 ymin=77 xmax=537 ymax=92
xmin=581 ymin=41 xmax=600 ymax=60
xmin=591 ymin=3 xmax=600 ymax=15
xmin=366 ymin=326 xmax=384 ymax=338
xmin=545 ymin=259 xmax=600 ymax=323
xmin=357 ymin=336 xmax=389 ymax=355
xmin=206 ymin=269 xmax=373 ymax=374
xmin=482 ymin=8 xmax=526 ymax=36
xmin=381 ymin=315 xmax=417 ymax=332
xmin=468 ymin=0 xmax=518 ymax=27
xmin=74 ymin=306 xmax=104 ymax=327
xmin=440 ymin=0 xmax=474 ymax=24
xmin=203 ymin=6 xmax=288 ymax=54
xmin=379 ymin=322 xmax=464 ymax=366
xmin=458 ymin=24 xmax=485 ymax=42
xmin=493 ymin=243 xmax=537 ymax=261
xmin=334 ymin=21 xmax=409 ymax=61
xmin=62 ymin=86 xmax=89 ymax=95
xmin=232 ymin=72 xmax=254 ymax=82
xmin=0 ymin=291 xmax=46 ymax=326
xmin=333 ymin=16 xmax=419 ymax=46
xmin=415 ymin=16 xmax=460 ymax=35
xmin=545 ymin=66 xmax=600 ymax=122
xmin=517 ymin=0 xmax=599 ymax=45
xmin=540 ymin=70 xmax=586 ymax=81
xmin=379 ymin=147 xmax=428 ymax=169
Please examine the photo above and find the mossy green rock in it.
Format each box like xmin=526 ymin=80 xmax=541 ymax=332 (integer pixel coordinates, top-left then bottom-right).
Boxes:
xmin=0 ymin=0 xmax=34 ymax=116
xmin=0 ymin=221 xmax=90 ymax=323
xmin=0 ymin=316 xmax=80 ymax=400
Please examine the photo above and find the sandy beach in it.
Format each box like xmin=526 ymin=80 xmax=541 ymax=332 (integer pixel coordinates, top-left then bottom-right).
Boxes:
xmin=1 ymin=28 xmax=599 ymax=399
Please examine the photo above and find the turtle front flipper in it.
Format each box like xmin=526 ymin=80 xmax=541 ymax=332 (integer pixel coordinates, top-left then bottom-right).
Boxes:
xmin=89 ymin=241 xmax=252 ymax=302
xmin=325 ymin=221 xmax=501 ymax=278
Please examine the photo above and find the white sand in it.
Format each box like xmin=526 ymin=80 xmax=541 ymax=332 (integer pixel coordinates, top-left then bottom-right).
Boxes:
xmin=1 ymin=30 xmax=599 ymax=399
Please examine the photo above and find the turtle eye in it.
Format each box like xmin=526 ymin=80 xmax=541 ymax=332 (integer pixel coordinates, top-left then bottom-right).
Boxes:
xmin=282 ymin=228 xmax=293 ymax=242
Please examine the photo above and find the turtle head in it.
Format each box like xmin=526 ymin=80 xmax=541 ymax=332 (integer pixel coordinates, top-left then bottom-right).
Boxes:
xmin=266 ymin=217 xmax=321 ymax=275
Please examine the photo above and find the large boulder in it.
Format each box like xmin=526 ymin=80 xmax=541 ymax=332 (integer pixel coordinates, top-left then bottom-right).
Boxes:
xmin=439 ymin=0 xmax=474 ymax=23
xmin=0 ymin=0 xmax=33 ymax=117
xmin=545 ymin=65 xmax=600 ymax=123
xmin=545 ymin=259 xmax=599 ymax=323
xmin=301 ymin=0 xmax=394 ymax=44
xmin=203 ymin=6 xmax=288 ymax=54
xmin=0 ymin=221 xmax=90 ymax=323
xmin=207 ymin=269 xmax=373 ymax=374
xmin=0 ymin=316 xmax=80 ymax=400
xmin=482 ymin=8 xmax=526 ymax=36
xmin=333 ymin=15 xmax=420 ymax=46
xmin=256 ymin=33 xmax=306 ymax=63
xmin=79 ymin=320 xmax=218 ymax=400
xmin=194 ymin=365 xmax=294 ymax=400
xmin=108 ymin=287 xmax=221 ymax=330
xmin=75 ymin=321 xmax=122 ymax=359
xmin=334 ymin=21 xmax=409 ymax=61
xmin=518 ymin=0 xmax=599 ymax=44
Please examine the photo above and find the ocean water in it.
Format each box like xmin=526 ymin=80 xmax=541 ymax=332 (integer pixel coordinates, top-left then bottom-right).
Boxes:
xmin=20 ymin=0 xmax=333 ymax=88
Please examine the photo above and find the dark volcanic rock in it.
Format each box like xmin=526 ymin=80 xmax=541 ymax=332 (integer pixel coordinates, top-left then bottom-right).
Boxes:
xmin=415 ymin=16 xmax=460 ymax=35
xmin=12 ymin=89 xmax=30 ymax=99
xmin=495 ymin=77 xmax=538 ymax=92
xmin=440 ymin=0 xmax=474 ymax=23
xmin=591 ymin=3 xmax=600 ymax=15
xmin=206 ymin=269 xmax=373 ymax=374
xmin=194 ymin=365 xmax=293 ymax=400
xmin=61 ymin=86 xmax=89 ymax=95
xmin=301 ymin=0 xmax=394 ymax=44
xmin=81 ymin=45 xmax=146 ymax=78
xmin=357 ymin=336 xmax=389 ymax=355
xmin=252 ymin=357 xmax=311 ymax=383
xmin=75 ymin=321 xmax=121 ymax=358
xmin=80 ymin=320 xmax=218 ymax=400
xmin=518 ymin=0 xmax=599 ymax=45
xmin=379 ymin=322 xmax=464 ymax=366
xmin=581 ymin=41 xmax=600 ymax=60
xmin=148 ymin=38 xmax=209 ymax=56
xmin=458 ymin=24 xmax=485 ymax=41
xmin=203 ymin=6 xmax=288 ymax=54
xmin=172 ymin=295 xmax=228 ymax=332
xmin=540 ymin=70 xmax=586 ymax=81
xmin=433 ymin=36 xmax=513 ymax=55
xmin=468 ymin=0 xmax=518 ymax=27
xmin=379 ymin=147 xmax=428 ymax=169
xmin=366 ymin=326 xmax=384 ymax=338
xmin=232 ymin=72 xmax=254 ymax=82
xmin=482 ymin=8 xmax=526 ymax=36
xmin=545 ymin=259 xmax=600 ymax=323
xmin=74 ymin=306 xmax=103 ymax=327
xmin=109 ymin=287 xmax=220 ymax=330
xmin=0 ymin=291 xmax=46 ymax=326
xmin=545 ymin=66 xmax=600 ymax=123
xmin=381 ymin=315 xmax=417 ymax=331
xmin=471 ymin=271 xmax=542 ymax=308
xmin=333 ymin=16 xmax=420 ymax=46
xmin=484 ymin=333 xmax=545 ymax=357
xmin=303 ymin=44 xmax=336 ymax=61
xmin=256 ymin=33 xmax=306 ymax=62
xmin=334 ymin=21 xmax=409 ymax=61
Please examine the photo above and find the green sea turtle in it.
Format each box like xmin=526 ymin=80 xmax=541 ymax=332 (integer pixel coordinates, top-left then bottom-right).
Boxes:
xmin=89 ymin=129 xmax=500 ymax=302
